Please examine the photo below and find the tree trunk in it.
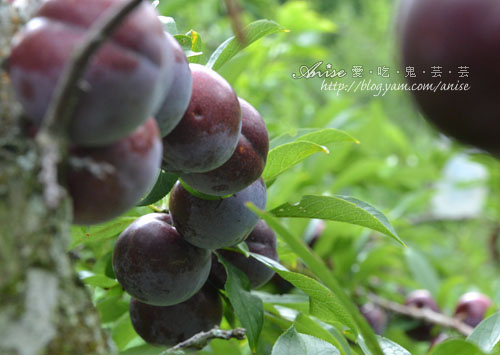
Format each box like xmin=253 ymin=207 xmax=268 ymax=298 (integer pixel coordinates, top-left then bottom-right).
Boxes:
xmin=0 ymin=2 xmax=112 ymax=354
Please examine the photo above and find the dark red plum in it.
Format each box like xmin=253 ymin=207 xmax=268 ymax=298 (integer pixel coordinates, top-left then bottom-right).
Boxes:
xmin=112 ymin=213 xmax=211 ymax=306
xmin=69 ymin=118 xmax=162 ymax=225
xmin=404 ymin=289 xmax=440 ymax=341
xmin=454 ymin=291 xmax=492 ymax=327
xmin=180 ymin=98 xmax=269 ymax=196
xmin=169 ymin=178 xmax=267 ymax=249
xmin=162 ymin=63 xmax=241 ymax=173
xmin=8 ymin=0 xmax=174 ymax=146
xmin=360 ymin=303 xmax=387 ymax=335
xmin=399 ymin=0 xmax=500 ymax=156
xmin=209 ymin=220 xmax=278 ymax=289
xmin=155 ymin=33 xmax=192 ymax=137
xmin=130 ymin=284 xmax=223 ymax=347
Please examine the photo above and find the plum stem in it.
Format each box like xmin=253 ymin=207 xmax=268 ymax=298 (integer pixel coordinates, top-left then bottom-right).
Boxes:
xmin=35 ymin=0 xmax=145 ymax=209
xmin=368 ymin=293 xmax=474 ymax=336
xmin=163 ymin=327 xmax=246 ymax=353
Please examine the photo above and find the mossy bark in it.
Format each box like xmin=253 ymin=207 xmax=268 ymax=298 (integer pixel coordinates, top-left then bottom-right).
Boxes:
xmin=0 ymin=2 xmax=113 ymax=354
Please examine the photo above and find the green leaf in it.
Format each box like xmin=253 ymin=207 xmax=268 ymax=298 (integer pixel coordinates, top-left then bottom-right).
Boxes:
xmin=97 ymin=294 xmax=128 ymax=323
xmin=467 ymin=312 xmax=500 ymax=353
xmin=137 ymin=171 xmax=177 ymax=206
xmin=112 ymin=313 xmax=138 ymax=351
xmin=119 ymin=344 xmax=162 ymax=355
xmin=251 ymin=254 xmax=356 ymax=337
xmin=174 ymin=32 xmax=203 ymax=61
xmin=271 ymin=325 xmax=340 ymax=355
xmin=70 ymin=216 xmax=136 ymax=248
xmin=247 ymin=206 xmax=383 ymax=355
xmin=80 ymin=273 xmax=118 ymax=288
xmin=429 ymin=339 xmax=485 ymax=355
xmin=404 ymin=248 xmax=440 ymax=296
xmin=295 ymin=313 xmax=349 ymax=355
xmin=262 ymin=142 xmax=329 ymax=182
xmin=207 ymin=20 xmax=285 ymax=71
xmin=270 ymin=128 xmax=359 ymax=150
xmin=359 ymin=336 xmax=413 ymax=355
xmin=368 ymin=336 xmax=411 ymax=355
xmin=253 ymin=291 xmax=309 ymax=314
xmin=218 ymin=254 xmax=264 ymax=353
xmin=270 ymin=195 xmax=403 ymax=245
xmin=263 ymin=128 xmax=358 ymax=182
xmin=186 ymin=30 xmax=203 ymax=63
xmin=158 ymin=16 xmax=177 ymax=35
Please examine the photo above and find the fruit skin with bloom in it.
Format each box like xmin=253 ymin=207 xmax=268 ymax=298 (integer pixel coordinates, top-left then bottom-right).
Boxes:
xmin=169 ymin=178 xmax=267 ymax=250
xmin=112 ymin=213 xmax=211 ymax=306
xmin=8 ymin=0 xmax=174 ymax=146
xmin=209 ymin=220 xmax=278 ymax=289
xmin=180 ymin=98 xmax=269 ymax=196
xmin=129 ymin=283 xmax=223 ymax=346
xmin=155 ymin=32 xmax=193 ymax=137
xmin=162 ymin=63 xmax=242 ymax=173
xmin=454 ymin=291 xmax=492 ymax=327
xmin=399 ymin=0 xmax=500 ymax=156
xmin=68 ymin=118 xmax=162 ymax=225
xmin=404 ymin=289 xmax=440 ymax=341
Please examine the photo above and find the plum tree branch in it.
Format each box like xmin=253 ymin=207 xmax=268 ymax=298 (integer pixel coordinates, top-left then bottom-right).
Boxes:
xmin=224 ymin=0 xmax=246 ymax=45
xmin=162 ymin=327 xmax=246 ymax=353
xmin=36 ymin=0 xmax=144 ymax=208
xmin=368 ymin=293 xmax=474 ymax=336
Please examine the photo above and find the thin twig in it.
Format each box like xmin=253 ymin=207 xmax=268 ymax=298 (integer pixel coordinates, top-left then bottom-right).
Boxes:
xmin=368 ymin=293 xmax=474 ymax=336
xmin=489 ymin=225 xmax=500 ymax=263
xmin=223 ymin=0 xmax=246 ymax=45
xmin=162 ymin=327 xmax=246 ymax=353
xmin=35 ymin=0 xmax=144 ymax=208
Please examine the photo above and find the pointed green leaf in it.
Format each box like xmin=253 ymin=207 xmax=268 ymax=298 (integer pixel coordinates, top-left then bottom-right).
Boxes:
xmin=467 ymin=312 xmax=500 ymax=353
xmin=270 ymin=128 xmax=359 ymax=150
xmin=217 ymin=254 xmax=263 ymax=353
xmin=186 ymin=30 xmax=203 ymax=63
xmin=79 ymin=273 xmax=118 ymax=288
xmin=404 ymin=248 xmax=440 ymax=295
xmin=359 ymin=335 xmax=412 ymax=355
xmin=207 ymin=20 xmax=285 ymax=71
xmin=262 ymin=142 xmax=329 ymax=182
xmin=137 ymin=171 xmax=177 ymax=206
xmin=377 ymin=336 xmax=411 ymax=355
xmin=70 ymin=216 xmax=136 ymax=248
xmin=247 ymin=206 xmax=383 ymax=355
xmin=271 ymin=325 xmax=340 ymax=355
xmin=429 ymin=339 xmax=485 ymax=355
xmin=295 ymin=313 xmax=349 ymax=355
xmin=264 ymin=128 xmax=358 ymax=182
xmin=270 ymin=195 xmax=403 ymax=245
xmin=158 ymin=16 xmax=178 ymax=35
xmin=112 ymin=313 xmax=137 ymax=351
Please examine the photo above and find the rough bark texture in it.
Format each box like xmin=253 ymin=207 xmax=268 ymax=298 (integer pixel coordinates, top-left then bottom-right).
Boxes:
xmin=0 ymin=1 xmax=113 ymax=354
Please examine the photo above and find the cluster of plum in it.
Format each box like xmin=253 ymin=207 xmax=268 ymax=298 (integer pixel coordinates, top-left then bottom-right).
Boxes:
xmin=114 ymin=215 xmax=278 ymax=346
xmin=361 ymin=289 xmax=493 ymax=347
xmin=113 ymin=56 xmax=277 ymax=343
xmin=399 ymin=0 xmax=500 ymax=156
xmin=8 ymin=0 xmax=172 ymax=225
xmin=8 ymin=0 xmax=279 ymax=347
